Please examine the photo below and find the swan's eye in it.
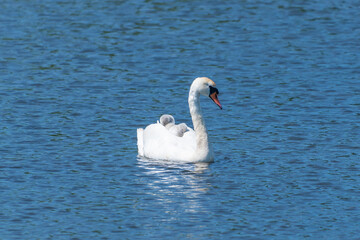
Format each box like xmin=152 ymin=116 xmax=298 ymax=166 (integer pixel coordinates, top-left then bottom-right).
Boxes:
xmin=209 ymin=86 xmax=219 ymax=95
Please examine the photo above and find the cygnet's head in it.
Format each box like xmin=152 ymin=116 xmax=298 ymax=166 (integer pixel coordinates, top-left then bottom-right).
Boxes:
xmin=191 ymin=77 xmax=222 ymax=109
xmin=160 ymin=114 xmax=175 ymax=126
xmin=177 ymin=123 xmax=188 ymax=133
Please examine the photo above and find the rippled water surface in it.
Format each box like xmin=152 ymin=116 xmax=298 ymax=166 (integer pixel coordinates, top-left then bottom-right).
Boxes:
xmin=1 ymin=0 xmax=360 ymax=239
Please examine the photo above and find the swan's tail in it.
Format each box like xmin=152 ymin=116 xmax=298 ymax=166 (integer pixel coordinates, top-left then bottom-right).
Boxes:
xmin=137 ymin=128 xmax=144 ymax=156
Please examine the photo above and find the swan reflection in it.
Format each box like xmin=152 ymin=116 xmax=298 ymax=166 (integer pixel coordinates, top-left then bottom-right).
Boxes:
xmin=136 ymin=156 xmax=212 ymax=214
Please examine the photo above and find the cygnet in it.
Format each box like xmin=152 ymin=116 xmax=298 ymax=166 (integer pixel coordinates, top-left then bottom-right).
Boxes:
xmin=169 ymin=123 xmax=188 ymax=137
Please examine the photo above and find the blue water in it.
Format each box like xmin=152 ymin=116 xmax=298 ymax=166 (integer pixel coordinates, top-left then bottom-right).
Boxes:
xmin=1 ymin=0 xmax=359 ymax=239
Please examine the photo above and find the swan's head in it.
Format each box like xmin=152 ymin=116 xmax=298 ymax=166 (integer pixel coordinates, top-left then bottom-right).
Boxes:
xmin=193 ymin=77 xmax=222 ymax=109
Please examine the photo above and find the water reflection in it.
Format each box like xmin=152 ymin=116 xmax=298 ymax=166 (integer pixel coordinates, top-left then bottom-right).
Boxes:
xmin=136 ymin=157 xmax=211 ymax=214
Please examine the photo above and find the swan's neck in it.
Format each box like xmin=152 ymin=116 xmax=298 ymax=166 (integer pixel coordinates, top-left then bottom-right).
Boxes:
xmin=188 ymin=89 xmax=211 ymax=154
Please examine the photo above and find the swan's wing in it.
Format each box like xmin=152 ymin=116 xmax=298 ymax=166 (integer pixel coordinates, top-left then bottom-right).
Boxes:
xmin=182 ymin=126 xmax=195 ymax=141
xmin=143 ymin=123 xmax=196 ymax=161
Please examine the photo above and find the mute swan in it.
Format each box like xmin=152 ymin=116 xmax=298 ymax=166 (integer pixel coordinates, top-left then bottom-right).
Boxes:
xmin=137 ymin=77 xmax=222 ymax=163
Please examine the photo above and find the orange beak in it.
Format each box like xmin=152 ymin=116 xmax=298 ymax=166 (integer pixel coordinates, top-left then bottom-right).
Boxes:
xmin=210 ymin=92 xmax=222 ymax=109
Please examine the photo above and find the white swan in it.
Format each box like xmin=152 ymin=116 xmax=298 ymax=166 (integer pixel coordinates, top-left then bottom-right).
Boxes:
xmin=137 ymin=77 xmax=222 ymax=163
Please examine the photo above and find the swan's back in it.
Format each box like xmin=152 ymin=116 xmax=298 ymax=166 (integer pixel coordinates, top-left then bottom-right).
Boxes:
xmin=139 ymin=123 xmax=196 ymax=162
